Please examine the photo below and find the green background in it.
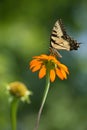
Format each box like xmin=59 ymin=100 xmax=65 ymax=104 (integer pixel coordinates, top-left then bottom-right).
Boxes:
xmin=0 ymin=0 xmax=87 ymax=130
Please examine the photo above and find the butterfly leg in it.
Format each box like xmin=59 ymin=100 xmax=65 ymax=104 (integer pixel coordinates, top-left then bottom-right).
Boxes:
xmin=49 ymin=47 xmax=62 ymax=58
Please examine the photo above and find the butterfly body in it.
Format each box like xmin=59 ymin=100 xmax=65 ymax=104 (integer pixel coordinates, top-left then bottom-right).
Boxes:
xmin=50 ymin=19 xmax=80 ymax=57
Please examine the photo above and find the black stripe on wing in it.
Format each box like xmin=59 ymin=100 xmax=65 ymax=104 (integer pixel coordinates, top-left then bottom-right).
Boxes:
xmin=51 ymin=33 xmax=57 ymax=37
xmin=58 ymin=19 xmax=67 ymax=37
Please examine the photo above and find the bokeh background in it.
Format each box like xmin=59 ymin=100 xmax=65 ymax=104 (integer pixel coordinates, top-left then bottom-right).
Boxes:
xmin=0 ymin=0 xmax=87 ymax=130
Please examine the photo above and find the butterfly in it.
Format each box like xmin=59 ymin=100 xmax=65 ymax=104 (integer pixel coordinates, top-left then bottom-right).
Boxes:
xmin=50 ymin=19 xmax=80 ymax=57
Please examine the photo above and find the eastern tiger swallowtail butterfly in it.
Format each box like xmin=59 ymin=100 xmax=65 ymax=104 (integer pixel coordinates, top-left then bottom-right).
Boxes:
xmin=50 ymin=19 xmax=80 ymax=57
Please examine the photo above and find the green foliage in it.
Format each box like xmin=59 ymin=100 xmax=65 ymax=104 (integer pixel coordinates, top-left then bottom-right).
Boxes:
xmin=0 ymin=0 xmax=87 ymax=130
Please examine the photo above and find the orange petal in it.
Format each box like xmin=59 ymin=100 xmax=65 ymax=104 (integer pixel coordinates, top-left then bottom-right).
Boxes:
xmin=56 ymin=68 xmax=64 ymax=80
xmin=31 ymin=63 xmax=41 ymax=72
xmin=30 ymin=60 xmax=42 ymax=69
xmin=33 ymin=54 xmax=48 ymax=60
xmin=30 ymin=59 xmax=40 ymax=66
xmin=60 ymin=68 xmax=67 ymax=79
xmin=58 ymin=63 xmax=69 ymax=74
xmin=50 ymin=69 xmax=56 ymax=82
xmin=33 ymin=56 xmax=42 ymax=59
xmin=39 ymin=65 xmax=46 ymax=79
xmin=40 ymin=54 xmax=49 ymax=59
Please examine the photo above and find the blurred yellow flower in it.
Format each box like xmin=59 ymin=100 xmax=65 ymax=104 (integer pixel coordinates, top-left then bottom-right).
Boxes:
xmin=7 ymin=81 xmax=32 ymax=102
xmin=29 ymin=54 xmax=69 ymax=82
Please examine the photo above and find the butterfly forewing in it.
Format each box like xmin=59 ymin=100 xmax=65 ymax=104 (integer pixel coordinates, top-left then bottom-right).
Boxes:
xmin=50 ymin=19 xmax=80 ymax=57
xmin=52 ymin=20 xmax=64 ymax=37
xmin=51 ymin=20 xmax=70 ymax=51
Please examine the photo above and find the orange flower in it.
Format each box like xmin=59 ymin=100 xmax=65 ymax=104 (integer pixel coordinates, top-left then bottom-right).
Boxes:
xmin=29 ymin=54 xmax=69 ymax=82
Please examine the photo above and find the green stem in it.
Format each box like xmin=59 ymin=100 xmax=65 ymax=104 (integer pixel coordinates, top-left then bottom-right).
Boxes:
xmin=10 ymin=98 xmax=19 ymax=130
xmin=34 ymin=71 xmax=50 ymax=130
